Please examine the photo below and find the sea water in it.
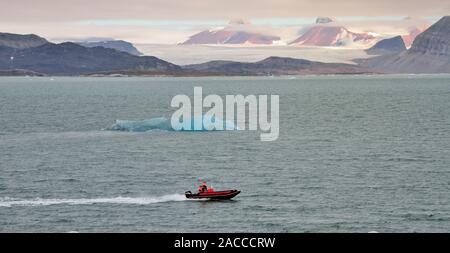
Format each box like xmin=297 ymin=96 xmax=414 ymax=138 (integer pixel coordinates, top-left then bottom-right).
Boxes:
xmin=0 ymin=75 xmax=449 ymax=232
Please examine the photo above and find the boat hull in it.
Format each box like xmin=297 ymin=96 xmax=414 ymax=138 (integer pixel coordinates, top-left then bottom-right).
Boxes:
xmin=185 ymin=190 xmax=240 ymax=200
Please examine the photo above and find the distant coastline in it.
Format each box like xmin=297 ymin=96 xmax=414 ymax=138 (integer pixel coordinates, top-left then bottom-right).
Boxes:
xmin=1 ymin=16 xmax=449 ymax=77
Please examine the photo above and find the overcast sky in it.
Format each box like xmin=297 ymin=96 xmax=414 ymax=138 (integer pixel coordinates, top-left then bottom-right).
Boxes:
xmin=0 ymin=0 xmax=448 ymax=43
xmin=1 ymin=0 xmax=449 ymax=21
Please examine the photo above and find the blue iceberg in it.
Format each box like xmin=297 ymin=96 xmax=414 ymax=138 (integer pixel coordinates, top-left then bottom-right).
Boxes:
xmin=107 ymin=116 xmax=238 ymax=132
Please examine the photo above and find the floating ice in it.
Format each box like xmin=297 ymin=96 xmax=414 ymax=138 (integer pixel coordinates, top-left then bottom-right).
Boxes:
xmin=107 ymin=116 xmax=238 ymax=132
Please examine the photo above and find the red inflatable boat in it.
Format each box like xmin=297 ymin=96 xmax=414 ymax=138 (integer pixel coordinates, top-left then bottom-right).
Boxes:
xmin=185 ymin=189 xmax=240 ymax=200
xmin=186 ymin=181 xmax=240 ymax=200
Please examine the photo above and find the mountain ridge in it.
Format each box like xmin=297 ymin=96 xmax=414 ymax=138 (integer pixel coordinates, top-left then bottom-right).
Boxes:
xmin=183 ymin=56 xmax=371 ymax=75
xmin=0 ymin=32 xmax=48 ymax=49
xmin=366 ymin=36 xmax=407 ymax=55
xmin=0 ymin=42 xmax=180 ymax=75
xmin=76 ymin=40 xmax=143 ymax=56
xmin=359 ymin=16 xmax=450 ymax=73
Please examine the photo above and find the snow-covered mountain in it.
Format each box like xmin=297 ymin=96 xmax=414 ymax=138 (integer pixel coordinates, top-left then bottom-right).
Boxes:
xmin=290 ymin=25 xmax=375 ymax=47
xmin=180 ymin=19 xmax=281 ymax=45
xmin=178 ymin=16 xmax=431 ymax=49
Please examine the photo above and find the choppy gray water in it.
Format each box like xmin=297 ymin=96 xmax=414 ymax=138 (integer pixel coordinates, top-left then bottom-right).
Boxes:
xmin=0 ymin=75 xmax=449 ymax=232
